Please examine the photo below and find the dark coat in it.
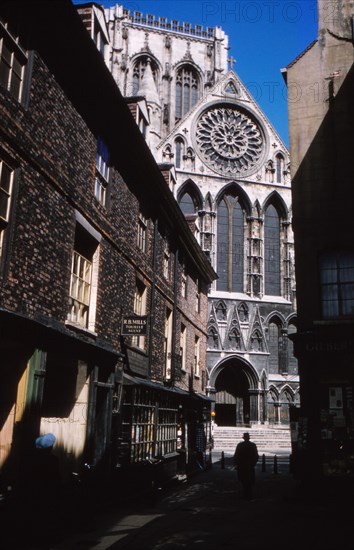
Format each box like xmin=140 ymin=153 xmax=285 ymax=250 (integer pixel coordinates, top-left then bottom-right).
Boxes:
xmin=234 ymin=440 xmax=259 ymax=483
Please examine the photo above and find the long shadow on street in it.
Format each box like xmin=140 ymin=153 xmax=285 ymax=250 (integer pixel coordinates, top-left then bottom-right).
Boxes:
xmin=44 ymin=453 xmax=354 ymax=550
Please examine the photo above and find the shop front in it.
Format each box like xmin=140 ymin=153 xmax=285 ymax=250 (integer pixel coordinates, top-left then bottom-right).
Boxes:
xmin=292 ymin=328 xmax=354 ymax=480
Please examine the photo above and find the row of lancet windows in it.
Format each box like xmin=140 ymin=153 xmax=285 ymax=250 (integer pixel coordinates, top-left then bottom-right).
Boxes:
xmin=178 ymin=188 xmax=286 ymax=296
xmin=131 ymin=56 xmax=200 ymax=121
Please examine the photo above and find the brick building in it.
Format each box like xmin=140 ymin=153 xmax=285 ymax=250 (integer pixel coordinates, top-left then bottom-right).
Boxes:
xmin=0 ymin=0 xmax=216 ymax=494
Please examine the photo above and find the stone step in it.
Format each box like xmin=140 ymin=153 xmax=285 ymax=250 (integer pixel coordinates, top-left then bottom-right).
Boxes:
xmin=212 ymin=426 xmax=292 ymax=454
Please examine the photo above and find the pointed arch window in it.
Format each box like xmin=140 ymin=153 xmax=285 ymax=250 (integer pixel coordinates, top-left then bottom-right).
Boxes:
xmin=276 ymin=153 xmax=284 ymax=184
xmin=175 ymin=65 xmax=199 ymax=120
xmin=268 ymin=321 xmax=280 ymax=373
xmin=250 ymin=330 xmax=264 ymax=352
xmin=207 ymin=327 xmax=218 ymax=349
xmin=175 ymin=138 xmax=184 ymax=168
xmin=288 ymin=323 xmax=298 ymax=374
xmin=217 ymin=193 xmax=244 ymax=292
xmin=228 ymin=328 xmax=241 ymax=350
xmin=264 ymin=204 xmax=280 ymax=296
xmin=179 ymin=191 xmax=196 ymax=215
xmin=238 ymin=303 xmax=249 ymax=322
xmin=132 ymin=55 xmax=158 ymax=95
xmin=216 ymin=301 xmax=227 ymax=321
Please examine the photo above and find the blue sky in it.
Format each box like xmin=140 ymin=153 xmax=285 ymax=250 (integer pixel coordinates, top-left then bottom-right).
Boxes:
xmin=73 ymin=0 xmax=318 ymax=147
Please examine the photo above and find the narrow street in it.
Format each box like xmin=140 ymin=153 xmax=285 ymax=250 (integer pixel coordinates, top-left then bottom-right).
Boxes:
xmin=35 ymin=454 xmax=354 ymax=550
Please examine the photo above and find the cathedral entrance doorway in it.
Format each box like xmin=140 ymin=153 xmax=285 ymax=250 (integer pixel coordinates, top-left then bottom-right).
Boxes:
xmin=211 ymin=358 xmax=259 ymax=427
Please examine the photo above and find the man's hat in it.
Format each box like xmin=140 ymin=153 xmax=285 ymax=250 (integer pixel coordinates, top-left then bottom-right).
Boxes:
xmin=243 ymin=432 xmax=250 ymax=439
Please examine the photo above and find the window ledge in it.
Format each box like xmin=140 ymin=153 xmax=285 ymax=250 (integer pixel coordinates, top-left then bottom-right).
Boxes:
xmin=65 ymin=321 xmax=98 ymax=338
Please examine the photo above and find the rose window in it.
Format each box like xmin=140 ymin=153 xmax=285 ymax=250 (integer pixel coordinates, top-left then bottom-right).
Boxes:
xmin=195 ymin=106 xmax=264 ymax=176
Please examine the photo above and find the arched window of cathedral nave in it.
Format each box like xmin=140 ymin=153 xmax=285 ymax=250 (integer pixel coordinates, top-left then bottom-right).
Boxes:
xmin=175 ymin=65 xmax=200 ymax=121
xmin=275 ymin=153 xmax=285 ymax=184
xmin=132 ymin=56 xmax=159 ymax=96
xmin=264 ymin=204 xmax=281 ymax=296
xmin=216 ymin=193 xmax=245 ymax=293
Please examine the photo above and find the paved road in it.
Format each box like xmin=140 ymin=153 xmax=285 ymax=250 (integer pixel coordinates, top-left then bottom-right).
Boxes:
xmin=2 ymin=454 xmax=353 ymax=549
xmin=48 ymin=453 xmax=353 ymax=550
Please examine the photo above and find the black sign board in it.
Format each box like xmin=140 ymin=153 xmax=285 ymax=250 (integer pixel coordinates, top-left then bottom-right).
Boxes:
xmin=121 ymin=316 xmax=148 ymax=336
xmin=126 ymin=348 xmax=149 ymax=377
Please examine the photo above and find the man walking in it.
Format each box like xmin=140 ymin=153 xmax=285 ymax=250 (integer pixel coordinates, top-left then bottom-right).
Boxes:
xmin=234 ymin=432 xmax=259 ymax=500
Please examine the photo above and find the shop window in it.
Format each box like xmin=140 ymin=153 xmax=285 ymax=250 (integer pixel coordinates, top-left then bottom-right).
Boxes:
xmin=125 ymin=387 xmax=178 ymax=462
xmin=129 ymin=387 xmax=156 ymax=462
xmin=156 ymin=394 xmax=178 ymax=456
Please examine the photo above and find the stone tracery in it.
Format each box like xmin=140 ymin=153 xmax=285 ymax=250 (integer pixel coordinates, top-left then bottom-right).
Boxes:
xmin=195 ymin=105 xmax=264 ymax=176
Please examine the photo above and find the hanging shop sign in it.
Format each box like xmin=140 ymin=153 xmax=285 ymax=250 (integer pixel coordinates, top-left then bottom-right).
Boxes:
xmin=126 ymin=348 xmax=149 ymax=377
xmin=121 ymin=316 xmax=148 ymax=336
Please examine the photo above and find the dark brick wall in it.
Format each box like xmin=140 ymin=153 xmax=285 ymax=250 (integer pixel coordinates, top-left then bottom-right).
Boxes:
xmin=0 ymin=47 xmax=209 ymax=384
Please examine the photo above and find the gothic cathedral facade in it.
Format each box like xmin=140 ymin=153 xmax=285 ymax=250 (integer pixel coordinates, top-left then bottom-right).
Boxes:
xmin=104 ymin=4 xmax=299 ymax=426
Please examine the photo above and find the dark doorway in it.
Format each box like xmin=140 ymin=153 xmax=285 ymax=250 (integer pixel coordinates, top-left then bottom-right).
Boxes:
xmin=215 ymin=365 xmax=250 ymax=426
